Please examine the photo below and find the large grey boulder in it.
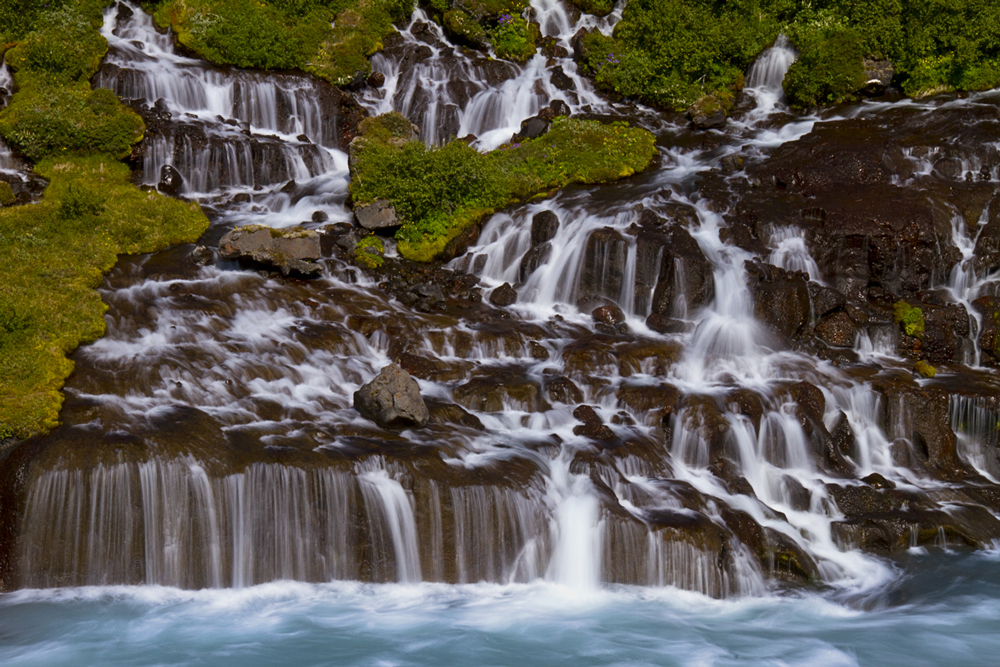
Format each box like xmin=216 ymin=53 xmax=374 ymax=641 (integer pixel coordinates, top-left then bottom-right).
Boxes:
xmin=354 ymin=198 xmax=399 ymax=230
xmin=354 ymin=364 xmax=429 ymax=428
xmin=218 ymin=225 xmax=322 ymax=277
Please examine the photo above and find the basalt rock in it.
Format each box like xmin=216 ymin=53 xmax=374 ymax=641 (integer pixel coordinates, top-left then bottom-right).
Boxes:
xmin=158 ymin=164 xmax=184 ymax=196
xmin=745 ymin=260 xmax=810 ymax=342
xmin=489 ymin=283 xmax=518 ymax=307
xmin=578 ymin=227 xmax=627 ymax=303
xmin=354 ymin=364 xmax=430 ymax=428
xmin=531 ymin=210 xmax=560 ymax=246
xmin=218 ymin=225 xmax=323 ymax=277
xmin=635 ymin=211 xmax=715 ymax=317
xmin=354 ymin=199 xmax=399 ymax=230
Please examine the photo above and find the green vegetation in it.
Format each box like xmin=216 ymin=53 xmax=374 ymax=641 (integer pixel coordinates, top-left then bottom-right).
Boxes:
xmin=487 ymin=12 xmax=538 ymax=63
xmin=443 ymin=9 xmax=488 ymax=47
xmin=0 ymin=1 xmax=211 ymax=439
xmin=914 ymin=360 xmax=936 ymax=378
xmin=0 ymin=183 xmax=14 ymax=206
xmin=151 ymin=0 xmax=414 ymax=86
xmin=565 ymin=0 xmax=614 ymax=17
xmin=579 ymin=0 xmax=1000 ymax=112
xmin=350 ymin=112 xmax=657 ymax=262
xmin=354 ymin=235 xmax=385 ymax=268
xmin=893 ymin=301 xmax=925 ymax=338
xmin=0 ymin=157 xmax=208 ymax=439
xmin=783 ymin=25 xmax=865 ymax=106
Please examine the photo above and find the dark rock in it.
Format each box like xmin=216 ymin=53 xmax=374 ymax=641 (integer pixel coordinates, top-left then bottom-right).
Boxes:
xmin=512 ymin=116 xmax=550 ymax=143
xmin=572 ymin=405 xmax=615 ymax=440
xmin=353 ymin=363 xmax=429 ymax=428
xmin=814 ymin=310 xmax=856 ymax=347
xmin=635 ymin=213 xmax=714 ymax=317
xmin=808 ymin=282 xmax=847 ymax=318
xmin=531 ymin=210 xmax=560 ymax=246
xmin=745 ymin=260 xmax=810 ymax=341
xmin=489 ymin=282 xmax=518 ymax=307
xmin=862 ymin=472 xmax=895 ymax=489
xmin=592 ymin=304 xmax=625 ymax=326
xmin=550 ymin=65 xmax=574 ymax=91
xmin=545 ymin=376 xmax=584 ymax=404
xmin=311 ymin=210 xmax=329 ymax=222
xmin=519 ymin=242 xmax=552 ymax=282
xmin=454 ymin=369 xmax=543 ymax=412
xmin=578 ymin=227 xmax=627 ymax=301
xmin=190 ymin=245 xmax=213 ymax=266
xmin=157 ymin=164 xmax=184 ymax=196
xmin=367 ymin=71 xmax=386 ymax=88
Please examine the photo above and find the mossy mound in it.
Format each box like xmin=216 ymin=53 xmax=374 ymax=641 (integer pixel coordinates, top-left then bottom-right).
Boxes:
xmin=894 ymin=301 xmax=925 ymax=338
xmin=151 ymin=0 xmax=415 ymax=87
xmin=0 ymin=157 xmax=209 ymax=439
xmin=350 ymin=112 xmax=657 ymax=262
xmin=0 ymin=1 xmax=211 ymax=440
xmin=487 ymin=11 xmax=538 ymax=63
xmin=565 ymin=0 xmax=614 ymax=18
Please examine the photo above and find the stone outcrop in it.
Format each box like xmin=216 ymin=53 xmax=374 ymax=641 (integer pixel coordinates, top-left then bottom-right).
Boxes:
xmin=218 ymin=225 xmax=323 ymax=277
xmin=353 ymin=364 xmax=430 ymax=428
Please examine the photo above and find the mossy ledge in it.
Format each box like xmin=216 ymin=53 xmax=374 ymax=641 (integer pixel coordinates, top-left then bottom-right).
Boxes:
xmin=349 ymin=112 xmax=657 ymax=262
xmin=150 ymin=0 xmax=415 ymax=87
xmin=0 ymin=1 xmax=211 ymax=439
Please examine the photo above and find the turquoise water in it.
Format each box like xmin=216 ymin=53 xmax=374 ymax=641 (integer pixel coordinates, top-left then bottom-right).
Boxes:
xmin=2 ymin=550 xmax=998 ymax=667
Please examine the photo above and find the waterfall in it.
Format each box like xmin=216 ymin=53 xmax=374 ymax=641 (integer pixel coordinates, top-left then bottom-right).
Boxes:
xmin=745 ymin=34 xmax=797 ymax=115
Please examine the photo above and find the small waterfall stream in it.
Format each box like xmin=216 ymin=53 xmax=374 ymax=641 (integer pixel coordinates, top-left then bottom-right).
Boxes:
xmin=4 ymin=1 xmax=1000 ymax=606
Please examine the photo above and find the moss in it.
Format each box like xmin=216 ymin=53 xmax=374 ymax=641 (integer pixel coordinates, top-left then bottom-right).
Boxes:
xmin=914 ymin=360 xmax=936 ymax=378
xmin=0 ymin=182 xmax=14 ymax=206
xmin=893 ymin=301 xmax=925 ymax=338
xmin=351 ymin=114 xmax=657 ymax=261
xmin=354 ymin=235 xmax=385 ymax=268
xmin=152 ymin=0 xmax=415 ymax=87
xmin=0 ymin=156 xmax=209 ymax=439
xmin=783 ymin=25 xmax=866 ymax=107
xmin=0 ymin=4 xmax=145 ymax=162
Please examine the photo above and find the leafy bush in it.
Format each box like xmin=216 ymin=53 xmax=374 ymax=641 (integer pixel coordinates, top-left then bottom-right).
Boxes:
xmin=783 ymin=25 xmax=865 ymax=106
xmin=0 ymin=182 xmax=14 ymax=206
xmin=351 ymin=113 xmax=657 ymax=261
xmin=4 ymin=5 xmax=107 ymax=81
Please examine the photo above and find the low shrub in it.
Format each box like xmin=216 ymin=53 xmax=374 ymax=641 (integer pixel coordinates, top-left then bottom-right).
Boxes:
xmin=783 ymin=25 xmax=865 ymax=107
xmin=488 ymin=12 xmax=537 ymax=63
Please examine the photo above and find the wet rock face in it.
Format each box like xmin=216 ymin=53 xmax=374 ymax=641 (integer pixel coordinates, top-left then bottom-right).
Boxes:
xmin=354 ymin=364 xmax=430 ymax=428
xmin=157 ymin=164 xmax=184 ymax=196
xmin=218 ymin=226 xmax=322 ymax=277
xmin=635 ymin=210 xmax=714 ymax=319
xmin=745 ymin=260 xmax=810 ymax=342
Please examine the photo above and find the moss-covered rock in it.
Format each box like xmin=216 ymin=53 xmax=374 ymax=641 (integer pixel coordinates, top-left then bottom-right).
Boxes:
xmin=566 ymin=0 xmax=614 ymax=18
xmin=894 ymin=301 xmax=925 ymax=338
xmin=442 ymin=9 xmax=489 ymax=50
xmin=0 ymin=183 xmax=14 ymax=207
xmin=350 ymin=113 xmax=657 ymax=262
xmin=487 ymin=12 xmax=538 ymax=63
xmin=354 ymin=235 xmax=385 ymax=269
xmin=153 ymin=0 xmax=415 ymax=87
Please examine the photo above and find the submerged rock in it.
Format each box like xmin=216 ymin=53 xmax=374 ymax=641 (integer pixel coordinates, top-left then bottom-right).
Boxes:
xmin=218 ymin=225 xmax=322 ymax=277
xmin=353 ymin=364 xmax=429 ymax=428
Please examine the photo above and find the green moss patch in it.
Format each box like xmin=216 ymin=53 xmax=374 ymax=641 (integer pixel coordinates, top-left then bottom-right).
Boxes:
xmin=893 ymin=301 xmax=925 ymax=338
xmin=0 ymin=156 xmax=209 ymax=439
xmin=350 ymin=112 xmax=657 ymax=262
xmin=354 ymin=235 xmax=385 ymax=268
xmin=152 ymin=0 xmax=414 ymax=86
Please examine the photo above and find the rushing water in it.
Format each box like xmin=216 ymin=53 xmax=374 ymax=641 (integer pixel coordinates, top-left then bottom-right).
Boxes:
xmin=4 ymin=3 xmax=1000 ymax=661
xmin=2 ymin=550 xmax=1000 ymax=666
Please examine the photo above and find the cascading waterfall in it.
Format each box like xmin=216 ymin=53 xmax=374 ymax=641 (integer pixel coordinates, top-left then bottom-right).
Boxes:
xmin=6 ymin=1 xmax=1000 ymax=608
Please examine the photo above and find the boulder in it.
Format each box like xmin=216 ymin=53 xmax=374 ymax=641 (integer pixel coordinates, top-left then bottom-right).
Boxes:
xmin=861 ymin=58 xmax=894 ymax=95
xmin=158 ymin=164 xmax=184 ymax=196
xmin=635 ymin=211 xmax=714 ymax=317
xmin=686 ymin=95 xmax=726 ymax=130
xmin=577 ymin=227 xmax=627 ymax=301
xmin=218 ymin=225 xmax=323 ymax=277
xmin=354 ymin=199 xmax=399 ymax=230
xmin=353 ymin=363 xmax=430 ymax=428
xmin=489 ymin=282 xmax=518 ymax=307
xmin=531 ymin=210 xmax=560 ymax=246
xmin=745 ymin=260 xmax=810 ymax=342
